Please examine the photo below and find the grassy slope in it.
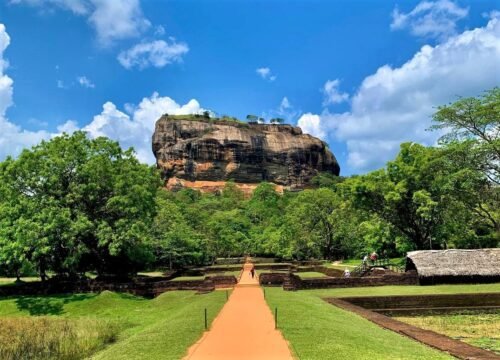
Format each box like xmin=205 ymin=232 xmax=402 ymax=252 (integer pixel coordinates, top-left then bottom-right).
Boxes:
xmin=265 ymin=284 xmax=500 ymax=360
xmin=0 ymin=290 xmax=227 ymax=360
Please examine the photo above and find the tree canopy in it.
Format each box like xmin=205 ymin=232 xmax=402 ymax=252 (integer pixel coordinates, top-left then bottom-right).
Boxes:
xmin=0 ymin=88 xmax=498 ymax=278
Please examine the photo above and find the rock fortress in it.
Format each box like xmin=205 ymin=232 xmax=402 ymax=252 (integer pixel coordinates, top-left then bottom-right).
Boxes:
xmin=152 ymin=114 xmax=340 ymax=193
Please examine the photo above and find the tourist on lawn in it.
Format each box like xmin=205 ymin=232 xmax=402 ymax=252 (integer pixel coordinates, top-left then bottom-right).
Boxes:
xmin=344 ymin=268 xmax=351 ymax=278
xmin=362 ymin=254 xmax=368 ymax=270
xmin=370 ymin=252 xmax=378 ymax=264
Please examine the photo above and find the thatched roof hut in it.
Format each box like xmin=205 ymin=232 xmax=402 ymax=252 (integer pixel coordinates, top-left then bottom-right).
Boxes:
xmin=406 ymin=249 xmax=500 ymax=285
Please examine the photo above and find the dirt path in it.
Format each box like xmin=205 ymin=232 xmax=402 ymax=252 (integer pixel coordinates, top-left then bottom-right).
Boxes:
xmin=184 ymin=263 xmax=294 ymax=360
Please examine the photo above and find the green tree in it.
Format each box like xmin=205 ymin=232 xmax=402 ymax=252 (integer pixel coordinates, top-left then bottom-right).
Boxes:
xmin=432 ymin=87 xmax=499 ymax=184
xmin=206 ymin=210 xmax=251 ymax=259
xmin=282 ymin=188 xmax=341 ymax=259
xmin=0 ymin=132 xmax=161 ymax=279
xmin=246 ymin=114 xmax=258 ymax=122
xmin=151 ymin=191 xmax=202 ymax=269
xmin=431 ymin=88 xmax=499 ymax=243
xmin=345 ymin=143 xmax=449 ymax=250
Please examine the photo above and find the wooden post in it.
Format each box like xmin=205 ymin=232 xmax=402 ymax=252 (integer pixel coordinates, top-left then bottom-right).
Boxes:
xmin=275 ymin=307 xmax=278 ymax=329
xmin=205 ymin=308 xmax=208 ymax=330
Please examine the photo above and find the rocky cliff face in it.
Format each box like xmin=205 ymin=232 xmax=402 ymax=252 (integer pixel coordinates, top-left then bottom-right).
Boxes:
xmin=152 ymin=116 xmax=340 ymax=189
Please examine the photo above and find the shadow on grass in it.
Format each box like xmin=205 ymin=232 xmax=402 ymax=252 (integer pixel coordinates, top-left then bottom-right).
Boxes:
xmin=15 ymin=294 xmax=97 ymax=315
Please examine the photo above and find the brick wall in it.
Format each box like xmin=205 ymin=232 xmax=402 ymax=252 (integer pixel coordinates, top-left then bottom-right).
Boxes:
xmin=206 ymin=275 xmax=237 ymax=288
xmin=254 ymin=263 xmax=293 ymax=271
xmin=286 ymin=271 xmax=418 ymax=290
xmin=339 ymin=292 xmax=500 ymax=310
xmin=259 ymin=272 xmax=288 ymax=286
xmin=0 ymin=276 xmax=224 ymax=298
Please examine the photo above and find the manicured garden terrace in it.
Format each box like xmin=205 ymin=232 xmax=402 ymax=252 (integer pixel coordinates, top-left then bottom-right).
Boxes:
xmin=264 ymin=283 xmax=500 ymax=359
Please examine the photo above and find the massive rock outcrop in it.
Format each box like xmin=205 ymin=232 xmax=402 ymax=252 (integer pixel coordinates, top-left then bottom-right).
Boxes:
xmin=152 ymin=115 xmax=340 ymax=189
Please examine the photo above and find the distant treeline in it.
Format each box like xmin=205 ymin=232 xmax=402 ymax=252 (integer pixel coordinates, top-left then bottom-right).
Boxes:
xmin=0 ymin=88 xmax=498 ymax=279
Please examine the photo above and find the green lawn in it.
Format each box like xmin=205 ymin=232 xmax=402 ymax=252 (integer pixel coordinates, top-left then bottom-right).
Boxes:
xmin=0 ymin=290 xmax=227 ymax=360
xmin=396 ymin=310 xmax=499 ymax=354
xmin=0 ymin=277 xmax=40 ymax=286
xmin=256 ymin=269 xmax=289 ymax=274
xmin=205 ymin=264 xmax=244 ymax=269
xmin=137 ymin=271 xmax=166 ymax=277
xmin=170 ymin=275 xmax=206 ymax=281
xmin=264 ymin=283 xmax=500 ymax=359
xmin=296 ymin=272 xmax=329 ymax=279
xmin=300 ymin=283 xmax=500 ymax=298
xmin=265 ymin=287 xmax=450 ymax=359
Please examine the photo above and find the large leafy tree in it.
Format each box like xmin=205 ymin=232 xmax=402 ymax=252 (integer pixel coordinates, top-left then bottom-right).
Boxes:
xmin=345 ymin=143 xmax=448 ymax=250
xmin=432 ymin=87 xmax=499 ymax=184
xmin=282 ymin=188 xmax=342 ymax=259
xmin=0 ymin=132 xmax=161 ymax=279
xmin=431 ymin=88 xmax=499 ymax=238
xmin=151 ymin=191 xmax=202 ymax=269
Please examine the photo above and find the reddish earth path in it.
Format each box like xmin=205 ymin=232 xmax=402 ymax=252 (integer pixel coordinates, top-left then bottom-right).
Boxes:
xmin=184 ymin=263 xmax=294 ymax=360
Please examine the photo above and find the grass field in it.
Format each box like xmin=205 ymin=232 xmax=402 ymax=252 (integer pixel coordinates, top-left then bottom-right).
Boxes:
xmin=0 ymin=290 xmax=227 ymax=359
xmin=265 ymin=287 xmax=451 ymax=359
xmin=295 ymin=272 xmax=329 ymax=279
xmin=264 ymin=283 xmax=500 ymax=359
xmin=299 ymin=283 xmax=500 ymax=298
xmin=256 ymin=269 xmax=289 ymax=274
xmin=0 ymin=277 xmax=40 ymax=286
xmin=395 ymin=311 xmax=500 ymax=354
xmin=170 ymin=275 xmax=206 ymax=281
xmin=137 ymin=271 xmax=166 ymax=277
xmin=0 ymin=316 xmax=119 ymax=360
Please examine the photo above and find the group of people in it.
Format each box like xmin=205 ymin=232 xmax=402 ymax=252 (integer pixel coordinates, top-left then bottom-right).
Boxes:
xmin=363 ymin=252 xmax=378 ymax=265
xmin=343 ymin=251 xmax=379 ymax=278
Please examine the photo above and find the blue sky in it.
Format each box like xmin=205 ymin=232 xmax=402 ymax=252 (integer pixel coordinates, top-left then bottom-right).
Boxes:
xmin=0 ymin=0 xmax=498 ymax=175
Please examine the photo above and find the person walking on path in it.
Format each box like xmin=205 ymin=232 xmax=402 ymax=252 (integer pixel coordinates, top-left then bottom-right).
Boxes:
xmin=250 ymin=264 xmax=255 ymax=279
xmin=184 ymin=261 xmax=293 ymax=360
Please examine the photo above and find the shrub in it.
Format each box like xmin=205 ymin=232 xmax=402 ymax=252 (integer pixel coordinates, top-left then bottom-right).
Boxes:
xmin=0 ymin=317 xmax=120 ymax=360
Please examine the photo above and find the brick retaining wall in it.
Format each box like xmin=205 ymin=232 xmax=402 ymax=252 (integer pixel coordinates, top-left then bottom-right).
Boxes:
xmin=337 ymin=292 xmax=500 ymax=314
xmin=254 ymin=263 xmax=293 ymax=271
xmin=259 ymin=272 xmax=288 ymax=286
xmin=0 ymin=275 xmax=239 ymax=298
xmin=285 ymin=271 xmax=418 ymax=290
xmin=206 ymin=275 xmax=237 ymax=288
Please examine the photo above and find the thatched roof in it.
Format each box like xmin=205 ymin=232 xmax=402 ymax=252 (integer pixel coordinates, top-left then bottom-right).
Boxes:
xmin=407 ymin=249 xmax=500 ymax=277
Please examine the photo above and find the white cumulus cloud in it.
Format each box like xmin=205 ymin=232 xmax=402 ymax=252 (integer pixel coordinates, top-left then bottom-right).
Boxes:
xmin=77 ymin=75 xmax=95 ymax=88
xmin=9 ymin=0 xmax=91 ymax=15
xmin=118 ymin=39 xmax=189 ymax=69
xmin=323 ymin=79 xmax=349 ymax=105
xmin=10 ymin=0 xmax=151 ymax=46
xmin=298 ymin=113 xmax=325 ymax=140
xmin=82 ymin=92 xmax=205 ymax=163
xmin=256 ymin=67 xmax=277 ymax=81
xmin=88 ymin=0 xmax=151 ymax=46
xmin=391 ymin=0 xmax=469 ymax=40
xmin=308 ymin=15 xmax=500 ymax=172
xmin=0 ymin=24 xmax=51 ymax=160
xmin=0 ymin=23 xmax=201 ymax=164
